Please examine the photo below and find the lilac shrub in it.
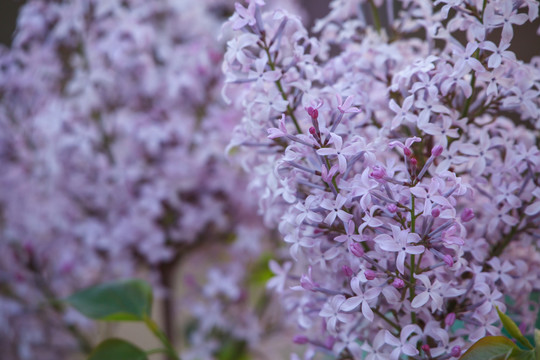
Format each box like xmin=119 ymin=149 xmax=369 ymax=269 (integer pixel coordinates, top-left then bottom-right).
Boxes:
xmin=223 ymin=0 xmax=540 ymax=358
xmin=0 ymin=0 xmax=300 ymax=359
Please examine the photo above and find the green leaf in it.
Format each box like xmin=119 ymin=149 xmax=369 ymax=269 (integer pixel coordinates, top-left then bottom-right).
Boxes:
xmin=459 ymin=336 xmax=521 ymax=360
xmin=88 ymin=339 xmax=148 ymax=360
xmin=497 ymin=307 xmax=534 ymax=350
xmin=514 ymin=351 xmax=536 ymax=360
xmin=66 ymin=279 xmax=153 ymax=321
xmin=535 ymin=329 xmax=540 ymax=360
xmin=249 ymin=253 xmax=274 ymax=285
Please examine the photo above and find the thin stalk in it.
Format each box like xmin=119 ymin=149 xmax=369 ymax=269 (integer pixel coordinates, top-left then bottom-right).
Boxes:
xmin=368 ymin=0 xmax=382 ymax=33
xmin=373 ymin=308 xmax=401 ymax=331
xmin=409 ymin=195 xmax=417 ymax=324
xmin=144 ymin=316 xmax=180 ymax=360
xmin=262 ymin=44 xmax=302 ymax=134
xmin=146 ymin=348 xmax=170 ymax=355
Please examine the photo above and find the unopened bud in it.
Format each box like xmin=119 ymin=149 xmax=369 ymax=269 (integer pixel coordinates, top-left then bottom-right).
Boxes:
xmin=450 ymin=346 xmax=461 ymax=357
xmin=445 ymin=312 xmax=456 ymax=327
xmin=392 ymin=278 xmax=405 ymax=289
xmin=443 ymin=254 xmax=454 ymax=267
xmin=364 ymin=269 xmax=376 ymax=280
xmin=306 ymin=107 xmax=318 ymax=119
xmin=410 ymin=157 xmax=418 ymax=167
xmin=349 ymin=243 xmax=364 ymax=257
xmin=387 ymin=203 xmax=398 ymax=213
xmin=431 ymin=208 xmax=441 ymax=218
xmin=431 ymin=145 xmax=443 ymax=157
xmin=309 ymin=126 xmax=317 ymax=135
xmin=370 ymin=165 xmax=386 ymax=180
xmin=342 ymin=265 xmax=354 ymax=277
xmin=421 ymin=344 xmax=431 ymax=355
xmin=404 ymin=147 xmax=412 ymax=157
xmin=293 ymin=335 xmax=309 ymax=344
xmin=460 ymin=208 xmax=475 ymax=222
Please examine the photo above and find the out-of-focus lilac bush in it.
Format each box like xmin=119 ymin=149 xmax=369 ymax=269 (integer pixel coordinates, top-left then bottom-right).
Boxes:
xmin=224 ymin=0 xmax=540 ymax=359
xmin=0 ymin=1 xmax=301 ymax=359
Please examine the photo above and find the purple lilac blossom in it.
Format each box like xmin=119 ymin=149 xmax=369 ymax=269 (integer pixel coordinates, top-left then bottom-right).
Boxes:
xmin=223 ymin=0 xmax=540 ymax=359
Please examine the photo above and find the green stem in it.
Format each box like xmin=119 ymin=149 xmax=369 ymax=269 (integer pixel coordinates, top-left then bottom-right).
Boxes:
xmin=409 ymin=195 xmax=417 ymax=324
xmin=144 ymin=316 xmax=180 ymax=360
xmin=146 ymin=348 xmax=170 ymax=355
xmin=262 ymin=45 xmax=302 ymax=134
xmin=373 ymin=308 xmax=401 ymax=331
xmin=368 ymin=0 xmax=382 ymax=33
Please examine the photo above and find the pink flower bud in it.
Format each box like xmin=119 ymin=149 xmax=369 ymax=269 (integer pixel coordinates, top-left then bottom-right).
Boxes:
xmin=387 ymin=203 xmax=398 ymax=213
xmin=364 ymin=269 xmax=376 ymax=280
xmin=404 ymin=147 xmax=413 ymax=157
xmin=342 ymin=265 xmax=354 ymax=277
xmin=410 ymin=157 xmax=418 ymax=167
xmin=309 ymin=126 xmax=317 ymax=135
xmin=421 ymin=344 xmax=431 ymax=354
xmin=349 ymin=242 xmax=364 ymax=257
xmin=460 ymin=208 xmax=475 ymax=222
xmin=443 ymin=254 xmax=454 ymax=267
xmin=445 ymin=312 xmax=456 ymax=327
xmin=450 ymin=346 xmax=461 ymax=357
xmin=293 ymin=335 xmax=309 ymax=344
xmin=306 ymin=107 xmax=318 ymax=119
xmin=431 ymin=145 xmax=443 ymax=157
xmin=392 ymin=278 xmax=405 ymax=289
xmin=431 ymin=208 xmax=441 ymax=218
xmin=370 ymin=165 xmax=386 ymax=180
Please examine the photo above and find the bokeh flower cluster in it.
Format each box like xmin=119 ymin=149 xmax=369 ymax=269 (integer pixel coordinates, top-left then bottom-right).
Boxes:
xmin=223 ymin=0 xmax=540 ymax=358
xmin=0 ymin=0 xmax=298 ymax=359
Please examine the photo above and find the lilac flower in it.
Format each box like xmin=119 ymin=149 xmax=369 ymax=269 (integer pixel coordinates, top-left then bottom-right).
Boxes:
xmin=231 ymin=2 xmax=258 ymax=30
xmin=410 ymin=179 xmax=453 ymax=217
xmin=484 ymin=2 xmax=528 ymax=42
xmin=375 ymin=226 xmax=425 ymax=274
xmin=479 ymin=40 xmax=516 ymax=68
xmin=340 ymin=276 xmax=380 ymax=321
xmin=249 ymin=58 xmax=281 ymax=88
xmin=336 ymin=94 xmax=361 ymax=114
xmin=316 ymin=133 xmax=358 ymax=173
xmin=320 ymin=194 xmax=353 ymax=225
xmin=267 ymin=260 xmax=293 ymax=293
xmin=388 ymin=96 xmax=417 ymax=130
xmin=454 ymin=42 xmax=485 ymax=74
xmin=319 ymin=295 xmax=351 ymax=334
xmin=411 ymin=274 xmax=443 ymax=312
xmin=384 ymin=325 xmax=421 ymax=360
xmin=334 ymin=220 xmax=363 ymax=244
xmin=267 ymin=114 xmax=288 ymax=139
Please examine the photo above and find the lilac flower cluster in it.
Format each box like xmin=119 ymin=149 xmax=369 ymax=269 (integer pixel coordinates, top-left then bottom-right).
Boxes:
xmin=223 ymin=0 xmax=540 ymax=358
xmin=0 ymin=1 xmax=301 ymax=359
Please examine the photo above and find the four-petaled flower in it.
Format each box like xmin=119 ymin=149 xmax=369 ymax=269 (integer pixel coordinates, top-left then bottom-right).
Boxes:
xmin=375 ymin=225 xmax=425 ymax=274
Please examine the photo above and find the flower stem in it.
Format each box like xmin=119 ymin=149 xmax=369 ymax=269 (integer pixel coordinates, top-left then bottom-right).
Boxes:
xmin=409 ymin=194 xmax=417 ymax=324
xmin=368 ymin=0 xmax=382 ymax=33
xmin=144 ymin=316 xmax=181 ymax=360
xmin=262 ymin=43 xmax=302 ymax=134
